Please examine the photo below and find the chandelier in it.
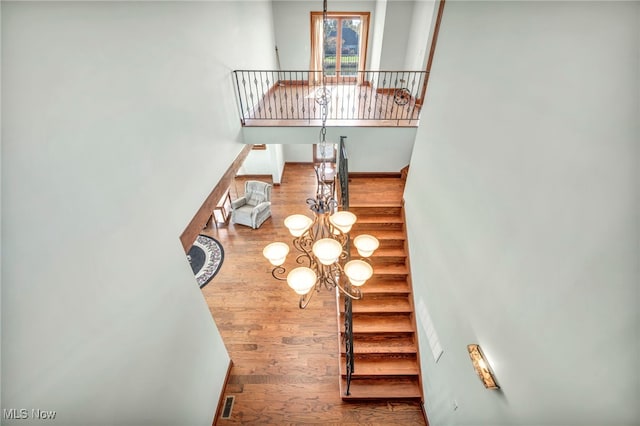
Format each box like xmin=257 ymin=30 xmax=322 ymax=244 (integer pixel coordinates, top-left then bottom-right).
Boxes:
xmin=263 ymin=0 xmax=379 ymax=308
xmin=263 ymin=186 xmax=380 ymax=308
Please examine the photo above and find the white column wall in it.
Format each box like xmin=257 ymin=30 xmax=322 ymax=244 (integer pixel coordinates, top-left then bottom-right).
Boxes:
xmin=403 ymin=0 xmax=437 ymax=71
xmin=378 ymin=1 xmax=414 ymax=70
xmin=369 ymin=0 xmax=387 ymax=71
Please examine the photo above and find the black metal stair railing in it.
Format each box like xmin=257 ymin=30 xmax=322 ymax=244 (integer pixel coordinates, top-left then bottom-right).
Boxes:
xmin=233 ymin=70 xmax=427 ymax=125
xmin=337 ymin=136 xmax=355 ymax=395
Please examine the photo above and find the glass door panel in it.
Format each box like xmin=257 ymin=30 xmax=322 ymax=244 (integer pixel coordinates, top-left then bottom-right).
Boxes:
xmin=323 ymin=18 xmax=338 ymax=77
xmin=340 ymin=18 xmax=361 ymax=77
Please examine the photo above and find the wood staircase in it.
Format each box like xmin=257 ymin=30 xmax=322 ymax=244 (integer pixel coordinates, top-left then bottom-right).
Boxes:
xmin=337 ymin=202 xmax=424 ymax=401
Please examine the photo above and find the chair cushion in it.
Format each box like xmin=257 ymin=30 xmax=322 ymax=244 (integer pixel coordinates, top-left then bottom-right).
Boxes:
xmin=233 ymin=205 xmax=254 ymax=223
xmin=246 ymin=192 xmax=265 ymax=206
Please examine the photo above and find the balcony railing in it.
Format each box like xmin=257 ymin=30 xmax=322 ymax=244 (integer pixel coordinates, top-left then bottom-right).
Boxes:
xmin=233 ymin=70 xmax=428 ymax=126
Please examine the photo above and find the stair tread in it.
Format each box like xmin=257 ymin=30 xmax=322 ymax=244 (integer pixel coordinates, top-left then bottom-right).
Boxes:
xmin=341 ymin=297 xmax=412 ymax=313
xmin=340 ymin=377 xmax=422 ymax=400
xmin=342 ymin=315 xmax=415 ymax=333
xmin=355 ymin=215 xmax=403 ymax=224
xmin=349 ymin=202 xmax=402 ymax=208
xmin=361 ymin=229 xmax=404 ymax=240
xmin=352 ymin=247 xmax=406 ymax=257
xmin=342 ymin=341 xmax=418 ymax=354
xmin=340 ymin=356 xmax=419 ymax=376
xmin=358 ymin=280 xmax=410 ymax=293
xmin=373 ymin=265 xmax=409 ymax=275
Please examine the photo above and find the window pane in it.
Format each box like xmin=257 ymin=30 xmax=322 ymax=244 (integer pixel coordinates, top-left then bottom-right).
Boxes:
xmin=341 ymin=18 xmax=360 ymax=76
xmin=323 ymin=18 xmax=338 ymax=76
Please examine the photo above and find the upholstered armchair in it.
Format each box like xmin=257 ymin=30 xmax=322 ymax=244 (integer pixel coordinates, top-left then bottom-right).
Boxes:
xmin=231 ymin=180 xmax=272 ymax=229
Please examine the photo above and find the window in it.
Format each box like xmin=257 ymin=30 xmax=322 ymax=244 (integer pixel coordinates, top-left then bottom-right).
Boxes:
xmin=310 ymin=12 xmax=370 ymax=83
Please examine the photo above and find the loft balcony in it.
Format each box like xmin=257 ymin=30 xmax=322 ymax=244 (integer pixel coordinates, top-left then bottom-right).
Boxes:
xmin=233 ymin=70 xmax=428 ymax=127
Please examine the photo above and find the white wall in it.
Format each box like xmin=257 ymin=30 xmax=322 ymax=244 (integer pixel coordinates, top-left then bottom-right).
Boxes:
xmin=1 ymin=1 xmax=276 ymax=424
xmin=243 ymin=126 xmax=416 ymax=172
xmin=403 ymin=0 xmax=436 ymax=71
xmin=238 ymin=145 xmax=285 ymax=184
xmin=378 ymin=1 xmax=413 ymax=70
xmin=0 ymin=1 xmax=3 ymax=412
xmin=271 ymin=144 xmax=286 ymax=184
xmin=239 ymin=148 xmax=274 ymax=175
xmin=369 ymin=0 xmax=387 ymax=71
xmin=272 ymin=0 xmax=377 ymax=70
xmin=404 ymin=2 xmax=639 ymax=425
xmin=284 ymin=144 xmax=313 ymax=163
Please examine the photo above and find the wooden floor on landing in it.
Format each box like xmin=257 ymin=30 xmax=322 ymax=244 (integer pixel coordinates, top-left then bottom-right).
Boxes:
xmin=200 ymin=163 xmax=426 ymax=425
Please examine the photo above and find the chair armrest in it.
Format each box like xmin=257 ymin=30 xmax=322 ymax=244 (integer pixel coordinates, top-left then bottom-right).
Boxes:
xmin=231 ymin=197 xmax=247 ymax=210
xmin=252 ymin=201 xmax=271 ymax=216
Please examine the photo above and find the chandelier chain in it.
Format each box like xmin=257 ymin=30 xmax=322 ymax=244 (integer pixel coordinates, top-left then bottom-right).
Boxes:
xmin=262 ymin=0 xmax=378 ymax=311
xmin=319 ymin=0 xmax=329 ymax=184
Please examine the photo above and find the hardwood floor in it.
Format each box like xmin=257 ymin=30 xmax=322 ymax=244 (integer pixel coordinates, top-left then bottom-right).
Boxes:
xmin=200 ymin=164 xmax=426 ymax=425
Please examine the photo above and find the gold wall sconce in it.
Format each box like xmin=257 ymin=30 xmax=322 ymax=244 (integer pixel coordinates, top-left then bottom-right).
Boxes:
xmin=467 ymin=344 xmax=500 ymax=389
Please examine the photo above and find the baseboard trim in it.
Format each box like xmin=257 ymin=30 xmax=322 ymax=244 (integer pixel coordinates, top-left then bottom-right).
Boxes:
xmin=212 ymin=359 xmax=234 ymax=426
xmin=348 ymin=171 xmax=402 ymax=179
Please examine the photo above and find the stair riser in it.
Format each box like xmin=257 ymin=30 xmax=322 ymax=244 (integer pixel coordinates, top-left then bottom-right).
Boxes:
xmin=341 ymin=353 xmax=418 ymax=362
xmin=341 ymin=369 xmax=420 ymax=377
xmin=348 ymin=207 xmax=403 ymax=216
xmin=342 ymin=305 xmax=413 ymax=314
xmin=348 ymin=280 xmax=410 ymax=294
xmin=340 ymin=378 xmax=422 ymax=400
xmin=359 ymin=290 xmax=411 ymax=297
xmin=374 ymin=239 xmax=405 ymax=249
xmin=340 ymin=341 xmax=418 ymax=355
xmin=369 ymin=257 xmax=407 ymax=267
xmin=352 ymin=223 xmax=404 ymax=232
xmin=348 ymin=295 xmax=411 ymax=309
xmin=350 ymin=249 xmax=406 ymax=263
xmin=341 ymin=335 xmax=418 ymax=354
xmin=371 ymin=273 xmax=408 ymax=281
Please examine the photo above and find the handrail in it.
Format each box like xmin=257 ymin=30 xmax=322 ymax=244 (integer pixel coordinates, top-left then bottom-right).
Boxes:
xmin=233 ymin=70 xmax=427 ymax=125
xmin=337 ymin=136 xmax=354 ymax=395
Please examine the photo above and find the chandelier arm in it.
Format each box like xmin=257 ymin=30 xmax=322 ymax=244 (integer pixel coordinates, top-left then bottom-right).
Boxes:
xmin=293 ymin=235 xmax=314 ymax=257
xmin=298 ymin=287 xmax=317 ymax=309
xmin=329 ymin=260 xmax=364 ymax=300
xmin=319 ymin=263 xmax=341 ymax=291
xmin=295 ymin=253 xmax=312 ymax=267
xmin=338 ymin=232 xmax=349 ymax=249
xmin=271 ymin=266 xmax=287 ymax=282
